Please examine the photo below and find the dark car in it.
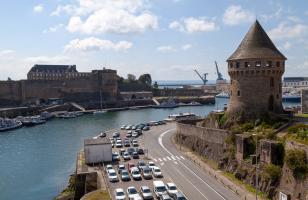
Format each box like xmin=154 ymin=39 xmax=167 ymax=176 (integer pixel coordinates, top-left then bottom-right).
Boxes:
xmin=124 ymin=140 xmax=130 ymax=147
xmin=143 ymin=126 xmax=150 ymax=131
xmin=137 ymin=160 xmax=147 ymax=171
xmin=137 ymin=148 xmax=144 ymax=155
xmin=132 ymin=151 xmax=139 ymax=159
xmin=127 ymin=147 xmax=135 ymax=155
xmin=173 ymin=192 xmax=187 ymax=200
xmin=120 ymin=169 xmax=131 ymax=181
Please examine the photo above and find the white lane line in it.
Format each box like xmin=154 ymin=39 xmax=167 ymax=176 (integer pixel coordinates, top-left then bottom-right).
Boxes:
xmin=153 ymin=158 xmax=157 ymax=162
xmin=167 ymin=156 xmax=171 ymax=160
xmin=160 ymin=162 xmax=164 ymax=166
xmin=176 ymin=156 xmax=181 ymax=160
xmin=158 ymin=158 xmax=162 ymax=162
xmin=174 ymin=161 xmax=178 ymax=165
xmin=171 ymin=156 xmax=176 ymax=160
xmin=163 ymin=157 xmax=167 ymax=161
xmin=173 ymin=167 xmax=209 ymax=200
xmin=180 ymin=156 xmax=185 ymax=160
xmin=159 ymin=129 xmax=226 ymax=200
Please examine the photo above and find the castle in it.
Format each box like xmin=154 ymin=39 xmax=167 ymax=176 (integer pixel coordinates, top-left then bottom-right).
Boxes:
xmin=0 ymin=65 xmax=118 ymax=107
xmin=227 ymin=20 xmax=286 ymax=117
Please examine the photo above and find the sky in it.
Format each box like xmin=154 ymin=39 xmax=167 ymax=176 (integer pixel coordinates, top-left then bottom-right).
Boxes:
xmin=0 ymin=0 xmax=307 ymax=81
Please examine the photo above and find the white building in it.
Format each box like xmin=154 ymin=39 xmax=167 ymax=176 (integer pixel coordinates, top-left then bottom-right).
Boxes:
xmin=84 ymin=138 xmax=112 ymax=164
xmin=283 ymin=77 xmax=308 ymax=87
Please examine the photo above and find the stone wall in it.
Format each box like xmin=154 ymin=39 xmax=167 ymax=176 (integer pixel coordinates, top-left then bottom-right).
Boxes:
xmin=176 ymin=122 xmax=229 ymax=162
xmin=153 ymin=88 xmax=205 ymax=97
xmin=301 ymin=89 xmax=308 ymax=114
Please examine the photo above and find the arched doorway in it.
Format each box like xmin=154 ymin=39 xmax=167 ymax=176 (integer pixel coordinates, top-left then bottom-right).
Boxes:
xmin=268 ymin=95 xmax=274 ymax=111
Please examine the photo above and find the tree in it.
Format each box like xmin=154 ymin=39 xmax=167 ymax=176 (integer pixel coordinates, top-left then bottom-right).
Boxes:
xmin=127 ymin=74 xmax=136 ymax=82
xmin=138 ymin=74 xmax=152 ymax=86
xmin=285 ymin=149 xmax=308 ymax=179
xmin=153 ymin=81 xmax=158 ymax=89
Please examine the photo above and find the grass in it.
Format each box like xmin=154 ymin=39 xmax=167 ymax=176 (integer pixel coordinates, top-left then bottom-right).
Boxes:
xmin=82 ymin=190 xmax=111 ymax=200
xmin=223 ymin=172 xmax=270 ymax=200
xmin=295 ymin=113 xmax=308 ymax=118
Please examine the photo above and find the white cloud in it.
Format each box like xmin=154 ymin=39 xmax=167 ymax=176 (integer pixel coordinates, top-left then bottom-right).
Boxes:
xmin=169 ymin=17 xmax=218 ymax=33
xmin=43 ymin=24 xmax=64 ymax=34
xmin=305 ymin=10 xmax=308 ymax=15
xmin=287 ymin=16 xmax=301 ymax=23
xmin=0 ymin=50 xmax=15 ymax=60
xmin=181 ymin=44 xmax=192 ymax=50
xmin=282 ymin=41 xmax=292 ymax=50
xmin=52 ymin=0 xmax=158 ymax=34
xmin=64 ymin=37 xmax=133 ymax=52
xmin=33 ymin=4 xmax=44 ymax=13
xmin=269 ymin=22 xmax=308 ymax=40
xmin=223 ymin=5 xmax=254 ymax=26
xmin=156 ymin=45 xmax=176 ymax=53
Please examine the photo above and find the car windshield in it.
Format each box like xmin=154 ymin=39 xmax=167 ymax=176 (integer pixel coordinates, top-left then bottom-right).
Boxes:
xmin=129 ymin=188 xmax=137 ymax=194
xmin=169 ymin=186 xmax=177 ymax=190
xmin=154 ymin=168 xmax=161 ymax=172
xmin=122 ymin=171 xmax=128 ymax=176
xmin=133 ymin=171 xmax=140 ymax=175
xmin=178 ymin=197 xmax=186 ymax=200
xmin=139 ymin=162 xmax=145 ymax=166
xmin=116 ymin=192 xmax=124 ymax=196
xmin=144 ymin=169 xmax=150 ymax=173
xmin=156 ymin=186 xmax=166 ymax=192
xmin=109 ymin=172 xmax=116 ymax=176
xmin=143 ymin=188 xmax=150 ymax=193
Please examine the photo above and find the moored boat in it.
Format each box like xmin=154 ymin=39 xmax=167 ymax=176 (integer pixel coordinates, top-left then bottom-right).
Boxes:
xmin=0 ymin=118 xmax=23 ymax=132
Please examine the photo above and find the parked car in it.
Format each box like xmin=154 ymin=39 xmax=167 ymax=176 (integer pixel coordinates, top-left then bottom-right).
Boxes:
xmin=142 ymin=166 xmax=153 ymax=179
xmin=114 ymin=188 xmax=126 ymax=200
xmin=132 ymin=140 xmax=139 ymax=147
xmin=99 ymin=132 xmax=106 ymax=138
xmin=121 ymin=125 xmax=126 ymax=130
xmin=127 ymin=186 xmax=142 ymax=200
xmin=126 ymin=131 xmax=132 ymax=137
xmin=148 ymin=161 xmax=155 ymax=169
xmin=132 ymin=131 xmax=138 ymax=138
xmin=140 ymin=186 xmax=153 ymax=200
xmin=137 ymin=160 xmax=147 ymax=171
xmin=173 ymin=192 xmax=187 ymax=200
xmin=166 ymin=183 xmax=178 ymax=197
xmin=153 ymin=180 xmax=167 ymax=198
xmin=125 ymin=125 xmax=132 ymax=130
xmin=132 ymin=151 xmax=139 ymax=159
xmin=122 ymin=152 xmax=131 ymax=160
xmin=112 ymin=152 xmax=120 ymax=161
xmin=106 ymin=164 xmax=113 ymax=172
xmin=161 ymin=194 xmax=172 ymax=200
xmin=152 ymin=166 xmax=163 ymax=178
xmin=130 ymin=167 xmax=142 ymax=180
xmin=107 ymin=169 xmax=118 ymax=182
xmin=120 ymin=169 xmax=131 ymax=181
xmin=137 ymin=148 xmax=144 ymax=154
xmin=127 ymin=147 xmax=135 ymax=155
xmin=124 ymin=140 xmax=130 ymax=147
xmin=116 ymin=141 xmax=123 ymax=148
xmin=143 ymin=126 xmax=150 ymax=131
xmin=117 ymin=164 xmax=125 ymax=173
xmin=112 ymin=132 xmax=120 ymax=138
xmin=131 ymin=125 xmax=136 ymax=130
xmin=127 ymin=163 xmax=136 ymax=172
xmin=119 ymin=148 xmax=126 ymax=155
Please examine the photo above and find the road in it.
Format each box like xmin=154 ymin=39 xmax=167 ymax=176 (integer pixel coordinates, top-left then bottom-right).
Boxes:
xmin=143 ymin=122 xmax=239 ymax=200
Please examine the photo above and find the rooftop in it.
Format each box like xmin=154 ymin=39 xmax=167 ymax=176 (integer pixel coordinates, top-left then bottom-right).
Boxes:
xmin=227 ymin=20 xmax=286 ymax=61
xmin=84 ymin=138 xmax=111 ymax=146
xmin=28 ymin=64 xmax=78 ymax=73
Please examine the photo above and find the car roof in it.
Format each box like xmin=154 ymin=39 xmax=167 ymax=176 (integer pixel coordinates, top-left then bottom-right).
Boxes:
xmin=108 ymin=169 xmax=116 ymax=173
xmin=167 ymin=183 xmax=176 ymax=187
xmin=175 ymin=192 xmax=185 ymax=197
xmin=141 ymin=186 xmax=150 ymax=190
xmin=131 ymin=167 xmax=139 ymax=170
xmin=115 ymin=188 xmax=124 ymax=192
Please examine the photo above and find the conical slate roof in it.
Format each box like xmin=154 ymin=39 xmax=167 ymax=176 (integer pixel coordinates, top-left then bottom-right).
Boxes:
xmin=227 ymin=20 xmax=286 ymax=61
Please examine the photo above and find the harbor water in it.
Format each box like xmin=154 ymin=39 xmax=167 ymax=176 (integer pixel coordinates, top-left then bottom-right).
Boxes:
xmin=0 ymin=98 xmax=299 ymax=200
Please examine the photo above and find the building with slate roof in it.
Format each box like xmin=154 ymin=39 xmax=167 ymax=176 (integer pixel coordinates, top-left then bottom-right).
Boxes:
xmin=227 ymin=20 xmax=286 ymax=117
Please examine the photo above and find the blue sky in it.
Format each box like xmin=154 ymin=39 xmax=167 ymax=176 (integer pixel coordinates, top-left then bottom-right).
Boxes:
xmin=0 ymin=0 xmax=307 ymax=81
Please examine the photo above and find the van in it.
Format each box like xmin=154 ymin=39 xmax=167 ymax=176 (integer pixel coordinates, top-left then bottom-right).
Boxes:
xmin=153 ymin=180 xmax=167 ymax=198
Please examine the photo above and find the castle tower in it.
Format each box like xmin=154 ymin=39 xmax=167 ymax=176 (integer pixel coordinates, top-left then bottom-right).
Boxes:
xmin=227 ymin=20 xmax=286 ymax=117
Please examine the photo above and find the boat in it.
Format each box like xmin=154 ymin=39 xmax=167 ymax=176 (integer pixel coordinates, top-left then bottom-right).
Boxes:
xmin=186 ymin=101 xmax=202 ymax=106
xmin=40 ymin=111 xmax=54 ymax=120
xmin=93 ymin=90 xmax=107 ymax=114
xmin=22 ymin=116 xmax=46 ymax=127
xmin=0 ymin=118 xmax=23 ymax=132
xmin=58 ymin=112 xmax=77 ymax=119
xmin=93 ymin=110 xmax=107 ymax=114
xmin=165 ymin=112 xmax=201 ymax=121
xmin=153 ymin=98 xmax=178 ymax=108
xmin=215 ymin=91 xmax=230 ymax=98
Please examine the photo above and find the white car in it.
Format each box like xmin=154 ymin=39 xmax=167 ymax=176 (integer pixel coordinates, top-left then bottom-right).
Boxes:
xmin=127 ymin=186 xmax=142 ymax=200
xmin=122 ymin=151 xmax=131 ymax=160
xmin=116 ymin=141 xmax=123 ymax=148
xmin=130 ymin=167 xmax=142 ymax=180
xmin=132 ymin=140 xmax=138 ymax=147
xmin=152 ymin=166 xmax=163 ymax=178
xmin=148 ymin=161 xmax=155 ymax=170
xmin=166 ymin=183 xmax=178 ymax=197
xmin=106 ymin=164 xmax=113 ymax=172
xmin=107 ymin=169 xmax=119 ymax=182
xmin=113 ymin=152 xmax=121 ymax=161
xmin=140 ymin=186 xmax=153 ymax=200
xmin=121 ymin=125 xmax=126 ymax=130
xmin=114 ymin=188 xmax=126 ymax=200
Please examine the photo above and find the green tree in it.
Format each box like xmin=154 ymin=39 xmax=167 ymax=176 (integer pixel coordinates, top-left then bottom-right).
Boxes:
xmin=138 ymin=74 xmax=152 ymax=86
xmin=127 ymin=74 xmax=136 ymax=83
xmin=285 ymin=149 xmax=308 ymax=179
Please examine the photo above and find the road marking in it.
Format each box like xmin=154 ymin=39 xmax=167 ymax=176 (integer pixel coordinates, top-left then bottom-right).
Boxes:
xmin=174 ymin=161 xmax=178 ymax=165
xmin=180 ymin=156 xmax=185 ymax=160
xmin=171 ymin=156 xmax=176 ymax=160
xmin=158 ymin=129 xmax=226 ymax=200
xmin=153 ymin=158 xmax=157 ymax=162
xmin=167 ymin=156 xmax=171 ymax=160
xmin=176 ymin=156 xmax=181 ymax=160
xmin=160 ymin=162 xmax=164 ymax=166
xmin=163 ymin=157 xmax=167 ymax=161
xmin=158 ymin=158 xmax=162 ymax=162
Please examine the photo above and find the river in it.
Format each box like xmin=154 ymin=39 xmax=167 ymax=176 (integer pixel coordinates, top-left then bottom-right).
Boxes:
xmin=0 ymin=98 xmax=299 ymax=200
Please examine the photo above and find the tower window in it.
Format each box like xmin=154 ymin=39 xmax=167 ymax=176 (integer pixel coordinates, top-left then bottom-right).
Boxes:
xmin=237 ymin=90 xmax=240 ymax=96
xmin=270 ymin=77 xmax=274 ymax=87
xmin=266 ymin=61 xmax=272 ymax=67
xmin=245 ymin=62 xmax=250 ymax=68
xmin=255 ymin=61 xmax=261 ymax=67
xmin=276 ymin=61 xmax=280 ymax=67
xmin=236 ymin=62 xmax=240 ymax=68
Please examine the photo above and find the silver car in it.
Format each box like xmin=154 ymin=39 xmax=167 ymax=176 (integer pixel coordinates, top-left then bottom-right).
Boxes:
xmin=140 ymin=186 xmax=153 ymax=200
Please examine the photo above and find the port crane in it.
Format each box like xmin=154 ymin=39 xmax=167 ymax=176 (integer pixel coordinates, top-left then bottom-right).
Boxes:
xmin=215 ymin=61 xmax=223 ymax=81
xmin=194 ymin=69 xmax=208 ymax=85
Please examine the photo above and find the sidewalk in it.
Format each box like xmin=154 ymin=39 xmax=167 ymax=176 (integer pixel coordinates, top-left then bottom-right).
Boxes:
xmin=172 ymin=137 xmax=261 ymax=200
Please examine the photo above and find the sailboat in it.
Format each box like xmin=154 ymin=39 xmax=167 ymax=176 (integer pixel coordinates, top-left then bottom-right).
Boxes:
xmin=93 ymin=89 xmax=107 ymax=114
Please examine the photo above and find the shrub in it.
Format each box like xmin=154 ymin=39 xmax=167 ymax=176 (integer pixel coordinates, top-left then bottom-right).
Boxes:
xmin=285 ymin=149 xmax=308 ymax=179
xmin=262 ymin=164 xmax=282 ymax=182
xmin=288 ymin=124 xmax=308 ymax=133
xmin=241 ymin=123 xmax=254 ymax=132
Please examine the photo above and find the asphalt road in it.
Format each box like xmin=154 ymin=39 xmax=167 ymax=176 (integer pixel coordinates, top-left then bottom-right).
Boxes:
xmin=143 ymin=122 xmax=239 ymax=200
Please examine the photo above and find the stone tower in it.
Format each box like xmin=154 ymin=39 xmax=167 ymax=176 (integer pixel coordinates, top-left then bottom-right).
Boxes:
xmin=227 ymin=20 xmax=286 ymax=117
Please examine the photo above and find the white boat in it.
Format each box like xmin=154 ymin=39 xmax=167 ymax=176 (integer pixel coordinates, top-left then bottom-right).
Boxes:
xmin=215 ymin=91 xmax=230 ymax=98
xmin=165 ymin=112 xmax=200 ymax=121
xmin=94 ymin=89 xmax=107 ymax=114
xmin=93 ymin=110 xmax=107 ymax=114
xmin=0 ymin=118 xmax=23 ymax=132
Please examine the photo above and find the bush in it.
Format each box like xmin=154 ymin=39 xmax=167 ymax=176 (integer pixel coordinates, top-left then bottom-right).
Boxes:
xmin=285 ymin=149 xmax=308 ymax=179
xmin=262 ymin=164 xmax=282 ymax=182
xmin=288 ymin=124 xmax=308 ymax=133
xmin=241 ymin=123 xmax=254 ymax=132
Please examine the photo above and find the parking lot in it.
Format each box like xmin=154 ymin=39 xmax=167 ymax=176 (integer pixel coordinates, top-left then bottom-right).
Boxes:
xmin=100 ymin=122 xmax=184 ymax=200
